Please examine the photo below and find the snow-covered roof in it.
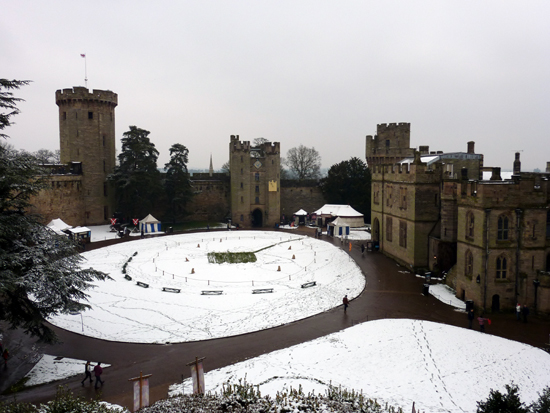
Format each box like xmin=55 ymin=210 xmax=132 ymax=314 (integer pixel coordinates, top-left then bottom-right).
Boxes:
xmin=482 ymin=171 xmax=514 ymax=181
xmin=47 ymin=218 xmax=72 ymax=232
xmin=293 ymin=209 xmax=308 ymax=216
xmin=140 ymin=214 xmax=160 ymax=224
xmin=329 ymin=217 xmax=351 ymax=226
xmin=67 ymin=226 xmax=91 ymax=234
xmin=313 ymin=204 xmax=363 ymax=217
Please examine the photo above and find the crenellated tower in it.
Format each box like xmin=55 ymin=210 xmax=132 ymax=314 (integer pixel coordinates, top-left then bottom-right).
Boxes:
xmin=56 ymin=87 xmax=117 ymax=225
xmin=229 ymin=135 xmax=281 ymax=228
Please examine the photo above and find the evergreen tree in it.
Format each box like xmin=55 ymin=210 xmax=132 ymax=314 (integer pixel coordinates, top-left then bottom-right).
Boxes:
xmin=0 ymin=79 xmax=30 ymax=139
xmin=476 ymin=384 xmax=528 ymax=413
xmin=164 ymin=143 xmax=193 ymax=223
xmin=320 ymin=157 xmax=371 ymax=222
xmin=531 ymin=387 xmax=550 ymax=413
xmin=110 ymin=126 xmax=162 ymax=219
xmin=0 ymin=80 xmax=109 ymax=343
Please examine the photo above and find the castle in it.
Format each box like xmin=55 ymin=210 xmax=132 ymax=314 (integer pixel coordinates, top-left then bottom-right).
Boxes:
xmin=29 ymin=86 xmax=324 ymax=229
xmin=368 ymin=122 xmax=550 ymax=314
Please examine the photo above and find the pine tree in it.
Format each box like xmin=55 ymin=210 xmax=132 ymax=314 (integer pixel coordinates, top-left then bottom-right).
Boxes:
xmin=164 ymin=143 xmax=193 ymax=223
xmin=110 ymin=126 xmax=162 ymax=220
xmin=476 ymin=384 xmax=528 ymax=413
xmin=0 ymin=79 xmax=109 ymax=343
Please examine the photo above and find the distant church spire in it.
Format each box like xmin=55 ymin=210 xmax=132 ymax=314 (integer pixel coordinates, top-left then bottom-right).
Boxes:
xmin=209 ymin=154 xmax=214 ymax=177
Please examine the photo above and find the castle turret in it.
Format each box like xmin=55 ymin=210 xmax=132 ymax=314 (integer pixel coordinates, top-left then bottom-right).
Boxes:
xmin=56 ymin=87 xmax=118 ymax=225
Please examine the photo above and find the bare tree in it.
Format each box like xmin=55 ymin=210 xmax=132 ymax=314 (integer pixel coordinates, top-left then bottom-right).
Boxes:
xmin=284 ymin=145 xmax=321 ymax=180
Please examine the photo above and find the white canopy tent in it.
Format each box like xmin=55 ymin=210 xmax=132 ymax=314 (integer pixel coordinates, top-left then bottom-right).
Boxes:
xmin=329 ymin=216 xmax=351 ymax=237
xmin=140 ymin=214 xmax=162 ymax=233
xmin=312 ymin=204 xmax=364 ymax=227
xmin=47 ymin=218 xmax=72 ymax=235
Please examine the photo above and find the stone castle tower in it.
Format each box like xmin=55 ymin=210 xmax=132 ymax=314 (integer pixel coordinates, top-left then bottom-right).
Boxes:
xmin=56 ymin=87 xmax=118 ymax=225
xmin=229 ymin=135 xmax=280 ymax=228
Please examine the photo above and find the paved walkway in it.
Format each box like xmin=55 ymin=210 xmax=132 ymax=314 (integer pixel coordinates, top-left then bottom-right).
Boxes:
xmin=1 ymin=229 xmax=549 ymax=410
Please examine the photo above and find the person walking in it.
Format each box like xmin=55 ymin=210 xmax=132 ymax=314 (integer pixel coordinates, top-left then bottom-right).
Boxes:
xmin=2 ymin=349 xmax=9 ymax=366
xmin=522 ymin=305 xmax=530 ymax=323
xmin=516 ymin=303 xmax=521 ymax=321
xmin=93 ymin=362 xmax=105 ymax=389
xmin=361 ymin=243 xmax=365 ymax=257
xmin=467 ymin=309 xmax=475 ymax=329
xmin=477 ymin=314 xmax=490 ymax=333
xmin=81 ymin=361 xmax=93 ymax=386
xmin=343 ymin=295 xmax=349 ymax=313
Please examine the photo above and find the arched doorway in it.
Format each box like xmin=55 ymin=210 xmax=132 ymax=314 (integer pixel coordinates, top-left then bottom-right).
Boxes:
xmin=372 ymin=218 xmax=380 ymax=242
xmin=491 ymin=294 xmax=500 ymax=312
xmin=252 ymin=209 xmax=263 ymax=228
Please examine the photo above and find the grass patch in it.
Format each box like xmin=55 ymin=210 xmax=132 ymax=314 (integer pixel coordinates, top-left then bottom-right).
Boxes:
xmin=2 ymin=377 xmax=30 ymax=395
xmin=208 ymin=252 xmax=257 ymax=264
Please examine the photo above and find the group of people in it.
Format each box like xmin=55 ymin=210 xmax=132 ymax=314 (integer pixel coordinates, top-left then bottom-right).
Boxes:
xmin=516 ymin=303 xmax=530 ymax=323
xmin=81 ymin=361 xmax=105 ymax=389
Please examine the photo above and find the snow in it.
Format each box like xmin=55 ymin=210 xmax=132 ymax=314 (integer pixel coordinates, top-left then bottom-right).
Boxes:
xmin=169 ymin=319 xmax=550 ymax=413
xmin=25 ymin=356 xmax=110 ymax=387
xmin=48 ymin=231 xmax=365 ymax=343
xmin=24 ymin=226 xmax=548 ymax=412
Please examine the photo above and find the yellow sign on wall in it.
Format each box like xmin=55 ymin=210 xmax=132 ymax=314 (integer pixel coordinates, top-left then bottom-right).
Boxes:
xmin=268 ymin=180 xmax=277 ymax=192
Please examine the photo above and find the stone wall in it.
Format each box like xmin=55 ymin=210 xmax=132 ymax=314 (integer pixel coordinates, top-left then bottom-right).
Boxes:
xmin=280 ymin=181 xmax=326 ymax=219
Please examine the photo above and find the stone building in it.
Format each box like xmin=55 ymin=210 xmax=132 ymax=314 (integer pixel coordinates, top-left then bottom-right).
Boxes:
xmin=229 ymin=135 xmax=281 ymax=228
xmin=369 ymin=123 xmax=483 ymax=270
xmin=29 ymin=87 xmax=326 ymax=229
xmin=368 ymin=122 xmax=550 ymax=314
xmin=29 ymin=87 xmax=117 ymax=226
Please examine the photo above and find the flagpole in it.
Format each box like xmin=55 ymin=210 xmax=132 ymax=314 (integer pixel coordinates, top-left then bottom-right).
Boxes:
xmin=81 ymin=53 xmax=88 ymax=88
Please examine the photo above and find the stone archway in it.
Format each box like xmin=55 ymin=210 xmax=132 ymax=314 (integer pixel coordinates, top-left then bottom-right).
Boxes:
xmin=252 ymin=209 xmax=263 ymax=228
xmin=372 ymin=218 xmax=380 ymax=242
xmin=491 ymin=294 xmax=500 ymax=312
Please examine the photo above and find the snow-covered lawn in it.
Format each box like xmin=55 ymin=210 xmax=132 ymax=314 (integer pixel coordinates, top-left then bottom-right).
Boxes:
xmin=170 ymin=319 xmax=550 ymax=413
xmin=49 ymin=231 xmax=365 ymax=343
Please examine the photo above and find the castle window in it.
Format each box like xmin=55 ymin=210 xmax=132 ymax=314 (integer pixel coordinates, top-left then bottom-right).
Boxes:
xmin=532 ymin=223 xmax=537 ymax=239
xmin=240 ymin=182 xmax=243 ymax=189
xmin=496 ymin=256 xmax=507 ymax=279
xmin=399 ymin=221 xmax=407 ymax=248
xmin=465 ymin=250 xmax=473 ymax=277
xmin=466 ymin=211 xmax=474 ymax=239
xmin=255 ymin=173 xmax=260 ymax=181
xmin=63 ymin=112 xmax=66 ymax=120
xmin=400 ymin=187 xmax=407 ymax=210
xmin=255 ymin=196 xmax=259 ymax=204
xmin=497 ymin=215 xmax=509 ymax=240
xmin=255 ymin=185 xmax=259 ymax=193
xmin=386 ymin=217 xmax=393 ymax=242
xmin=88 ymin=111 xmax=93 ymax=119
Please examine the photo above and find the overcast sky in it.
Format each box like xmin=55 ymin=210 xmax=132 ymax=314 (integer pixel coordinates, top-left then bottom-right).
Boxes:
xmin=2 ymin=1 xmax=549 ymax=171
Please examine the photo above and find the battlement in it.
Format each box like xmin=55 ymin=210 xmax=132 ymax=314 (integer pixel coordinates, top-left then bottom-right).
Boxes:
xmin=261 ymin=141 xmax=280 ymax=154
xmin=230 ymin=135 xmax=250 ymax=152
xmin=371 ymin=162 xmax=443 ymax=183
xmin=56 ymin=87 xmax=118 ymax=106
xmin=377 ymin=122 xmax=410 ymax=133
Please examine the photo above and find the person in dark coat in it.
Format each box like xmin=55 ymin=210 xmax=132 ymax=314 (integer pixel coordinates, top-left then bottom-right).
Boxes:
xmin=343 ymin=295 xmax=349 ymax=313
xmin=361 ymin=243 xmax=365 ymax=257
xmin=467 ymin=309 xmax=475 ymax=329
xmin=522 ymin=305 xmax=530 ymax=323
xmin=81 ymin=361 xmax=93 ymax=385
xmin=94 ymin=362 xmax=105 ymax=388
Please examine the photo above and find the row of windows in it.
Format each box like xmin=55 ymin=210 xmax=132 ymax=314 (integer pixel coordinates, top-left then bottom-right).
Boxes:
xmin=62 ymin=111 xmax=114 ymax=121
xmin=241 ymin=196 xmax=261 ymax=204
xmin=465 ymin=251 xmax=550 ymax=279
xmin=466 ymin=211 xmax=550 ymax=241
xmin=385 ymin=217 xmax=407 ymax=248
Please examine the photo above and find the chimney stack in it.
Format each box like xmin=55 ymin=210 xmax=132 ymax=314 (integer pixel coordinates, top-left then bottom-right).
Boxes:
xmin=467 ymin=141 xmax=475 ymax=154
xmin=513 ymin=152 xmax=521 ymax=175
xmin=490 ymin=167 xmax=502 ymax=181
